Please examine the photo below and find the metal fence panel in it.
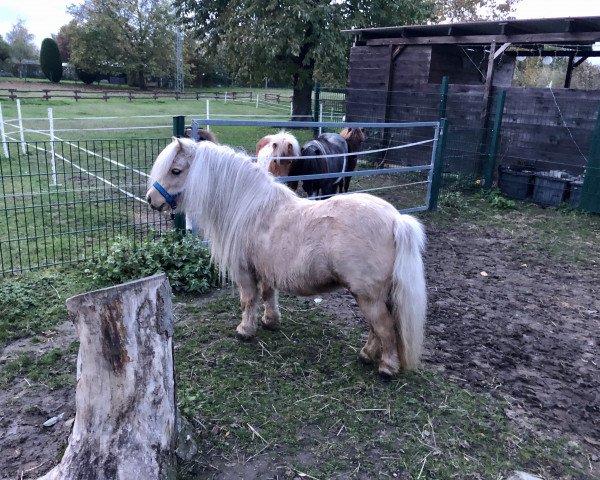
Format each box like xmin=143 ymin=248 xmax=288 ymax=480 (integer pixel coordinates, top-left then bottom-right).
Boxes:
xmin=0 ymin=138 xmax=172 ymax=274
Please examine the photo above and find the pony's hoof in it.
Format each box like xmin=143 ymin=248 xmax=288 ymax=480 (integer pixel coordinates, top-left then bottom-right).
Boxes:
xmin=235 ymin=329 xmax=256 ymax=342
xmin=358 ymin=350 xmax=373 ymax=365
xmin=378 ymin=368 xmax=394 ymax=382
xmin=260 ymin=317 xmax=281 ymax=331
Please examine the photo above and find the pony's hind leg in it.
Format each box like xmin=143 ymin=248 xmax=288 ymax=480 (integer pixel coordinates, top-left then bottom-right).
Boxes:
xmin=358 ymin=327 xmax=381 ymax=365
xmin=356 ymin=295 xmax=400 ymax=379
xmin=259 ymin=282 xmax=281 ymax=331
xmin=236 ymin=271 xmax=260 ymax=341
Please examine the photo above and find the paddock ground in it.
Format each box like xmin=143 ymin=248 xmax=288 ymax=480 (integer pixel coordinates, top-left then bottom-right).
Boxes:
xmin=1 ymin=193 xmax=598 ymax=479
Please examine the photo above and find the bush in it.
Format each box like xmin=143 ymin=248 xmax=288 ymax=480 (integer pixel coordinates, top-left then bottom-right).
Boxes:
xmin=75 ymin=68 xmax=98 ymax=85
xmin=86 ymin=230 xmax=218 ymax=294
xmin=40 ymin=38 xmax=63 ymax=83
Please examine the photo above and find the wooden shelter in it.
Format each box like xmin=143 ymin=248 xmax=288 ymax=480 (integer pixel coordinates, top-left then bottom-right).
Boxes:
xmin=344 ymin=17 xmax=600 ymax=177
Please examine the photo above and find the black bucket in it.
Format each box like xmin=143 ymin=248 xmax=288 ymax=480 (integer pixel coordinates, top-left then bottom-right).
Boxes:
xmin=498 ymin=165 xmax=535 ymax=200
xmin=532 ymin=172 xmax=570 ymax=207
xmin=568 ymin=180 xmax=583 ymax=208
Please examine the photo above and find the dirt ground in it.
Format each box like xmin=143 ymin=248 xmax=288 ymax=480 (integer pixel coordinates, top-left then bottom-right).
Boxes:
xmin=1 ymin=218 xmax=599 ymax=479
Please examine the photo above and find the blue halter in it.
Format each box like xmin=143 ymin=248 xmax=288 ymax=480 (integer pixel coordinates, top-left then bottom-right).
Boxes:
xmin=152 ymin=181 xmax=180 ymax=209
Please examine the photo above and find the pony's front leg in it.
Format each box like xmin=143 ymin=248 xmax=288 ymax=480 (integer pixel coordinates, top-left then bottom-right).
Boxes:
xmin=236 ymin=273 xmax=260 ymax=341
xmin=259 ymin=282 xmax=281 ymax=331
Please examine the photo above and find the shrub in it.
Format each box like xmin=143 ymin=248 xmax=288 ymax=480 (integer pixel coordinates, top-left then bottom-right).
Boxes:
xmin=86 ymin=230 xmax=218 ymax=294
xmin=40 ymin=38 xmax=63 ymax=83
xmin=75 ymin=68 xmax=98 ymax=85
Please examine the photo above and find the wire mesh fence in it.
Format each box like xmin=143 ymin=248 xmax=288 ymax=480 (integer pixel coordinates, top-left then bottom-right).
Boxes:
xmin=1 ymin=82 xmax=600 ymax=275
xmin=0 ymin=138 xmax=172 ymax=274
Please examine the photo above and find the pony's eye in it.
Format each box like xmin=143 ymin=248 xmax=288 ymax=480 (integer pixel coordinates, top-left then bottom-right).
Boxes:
xmin=171 ymin=168 xmax=181 ymax=175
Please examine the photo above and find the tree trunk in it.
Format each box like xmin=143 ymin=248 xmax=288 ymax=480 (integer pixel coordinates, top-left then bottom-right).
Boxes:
xmin=38 ymin=274 xmax=177 ymax=480
xmin=291 ymin=75 xmax=314 ymax=122
xmin=138 ymin=69 xmax=147 ymax=90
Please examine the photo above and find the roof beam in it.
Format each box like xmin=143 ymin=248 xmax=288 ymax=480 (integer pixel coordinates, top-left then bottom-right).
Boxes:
xmin=505 ymin=50 xmax=600 ymax=57
xmin=365 ymin=31 xmax=600 ymax=46
xmin=494 ymin=42 xmax=511 ymax=59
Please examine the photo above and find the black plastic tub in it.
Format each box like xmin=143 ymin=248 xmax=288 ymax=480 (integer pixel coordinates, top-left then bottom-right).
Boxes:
xmin=569 ymin=180 xmax=583 ymax=208
xmin=532 ymin=172 xmax=570 ymax=207
xmin=498 ymin=165 xmax=535 ymax=200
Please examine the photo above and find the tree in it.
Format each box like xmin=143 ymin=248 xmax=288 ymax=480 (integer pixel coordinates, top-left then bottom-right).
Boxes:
xmin=6 ymin=19 xmax=38 ymax=77
xmin=40 ymin=38 xmax=63 ymax=83
xmin=513 ymin=56 xmax=600 ymax=90
xmin=175 ymin=1 xmax=435 ymax=120
xmin=68 ymin=0 xmax=175 ymax=89
xmin=0 ymin=35 xmax=10 ymax=64
xmin=434 ymin=0 xmax=520 ymax=22
xmin=56 ymin=20 xmax=79 ymax=63
xmin=174 ymin=0 xmax=518 ymax=119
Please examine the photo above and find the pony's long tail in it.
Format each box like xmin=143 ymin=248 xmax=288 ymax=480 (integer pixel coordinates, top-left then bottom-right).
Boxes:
xmin=390 ymin=215 xmax=427 ymax=370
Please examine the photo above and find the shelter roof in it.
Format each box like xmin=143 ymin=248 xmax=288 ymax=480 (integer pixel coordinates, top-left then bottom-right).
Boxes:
xmin=346 ymin=16 xmax=600 ymax=51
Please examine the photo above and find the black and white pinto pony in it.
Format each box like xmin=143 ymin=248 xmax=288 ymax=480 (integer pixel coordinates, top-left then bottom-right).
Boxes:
xmin=146 ymin=138 xmax=427 ymax=378
xmin=290 ymin=133 xmax=348 ymax=198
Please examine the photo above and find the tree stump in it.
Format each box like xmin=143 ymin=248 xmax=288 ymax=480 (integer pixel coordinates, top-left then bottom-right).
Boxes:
xmin=38 ymin=274 xmax=177 ymax=480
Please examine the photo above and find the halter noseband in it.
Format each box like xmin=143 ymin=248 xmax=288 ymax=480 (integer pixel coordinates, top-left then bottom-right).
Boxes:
xmin=152 ymin=181 xmax=180 ymax=209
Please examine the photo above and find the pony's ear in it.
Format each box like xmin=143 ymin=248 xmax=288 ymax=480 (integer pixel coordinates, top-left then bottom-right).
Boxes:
xmin=256 ymin=136 xmax=270 ymax=155
xmin=174 ymin=137 xmax=196 ymax=157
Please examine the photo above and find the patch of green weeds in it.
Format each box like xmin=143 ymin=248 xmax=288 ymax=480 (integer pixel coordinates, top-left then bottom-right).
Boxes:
xmin=174 ymin=293 xmax=589 ymax=479
xmin=478 ymin=189 xmax=517 ymax=210
xmin=85 ymin=230 xmax=218 ymax=294
xmin=0 ymin=342 xmax=79 ymax=390
xmin=0 ymin=268 xmax=103 ymax=344
xmin=438 ymin=191 xmax=469 ymax=210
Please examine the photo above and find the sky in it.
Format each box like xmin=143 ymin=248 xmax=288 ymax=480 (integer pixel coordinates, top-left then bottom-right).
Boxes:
xmin=0 ymin=0 xmax=600 ymax=47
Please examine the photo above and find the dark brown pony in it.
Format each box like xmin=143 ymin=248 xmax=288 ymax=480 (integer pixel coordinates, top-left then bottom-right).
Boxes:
xmin=184 ymin=127 xmax=217 ymax=143
xmin=339 ymin=128 xmax=366 ymax=193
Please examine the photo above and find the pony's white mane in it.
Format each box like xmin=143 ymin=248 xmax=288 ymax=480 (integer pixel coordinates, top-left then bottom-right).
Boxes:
xmin=179 ymin=141 xmax=297 ymax=280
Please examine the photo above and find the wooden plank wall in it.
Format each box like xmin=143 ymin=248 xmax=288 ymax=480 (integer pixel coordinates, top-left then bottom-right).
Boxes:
xmin=500 ymin=88 xmax=600 ymax=175
xmin=346 ymin=45 xmax=600 ymax=175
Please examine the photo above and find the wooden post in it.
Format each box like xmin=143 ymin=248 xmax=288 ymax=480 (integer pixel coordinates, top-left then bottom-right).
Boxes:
xmin=476 ymin=41 xmax=497 ymax=175
xmin=37 ymin=274 xmax=177 ymax=480
xmin=484 ymin=90 xmax=506 ymax=189
xmin=564 ymin=55 xmax=575 ymax=88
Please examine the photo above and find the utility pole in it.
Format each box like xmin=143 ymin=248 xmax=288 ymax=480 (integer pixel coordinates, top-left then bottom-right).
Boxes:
xmin=175 ymin=28 xmax=184 ymax=93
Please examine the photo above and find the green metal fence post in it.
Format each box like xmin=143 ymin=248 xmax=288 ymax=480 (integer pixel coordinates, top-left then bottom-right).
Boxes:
xmin=172 ymin=116 xmax=186 ymax=230
xmin=438 ymin=76 xmax=449 ymax=120
xmin=579 ymin=105 xmax=600 ymax=213
xmin=313 ymin=82 xmax=320 ymax=137
xmin=484 ymin=90 xmax=505 ymax=190
xmin=429 ymin=118 xmax=448 ymax=211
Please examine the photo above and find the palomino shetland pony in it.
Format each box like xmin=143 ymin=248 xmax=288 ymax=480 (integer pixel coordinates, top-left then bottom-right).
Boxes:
xmin=339 ymin=127 xmax=366 ymax=193
xmin=146 ymin=138 xmax=426 ymax=378
xmin=255 ymin=131 xmax=300 ymax=177
xmin=292 ymin=132 xmax=348 ymax=198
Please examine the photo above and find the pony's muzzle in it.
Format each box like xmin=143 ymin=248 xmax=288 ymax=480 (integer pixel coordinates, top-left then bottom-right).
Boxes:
xmin=146 ymin=193 xmax=166 ymax=211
